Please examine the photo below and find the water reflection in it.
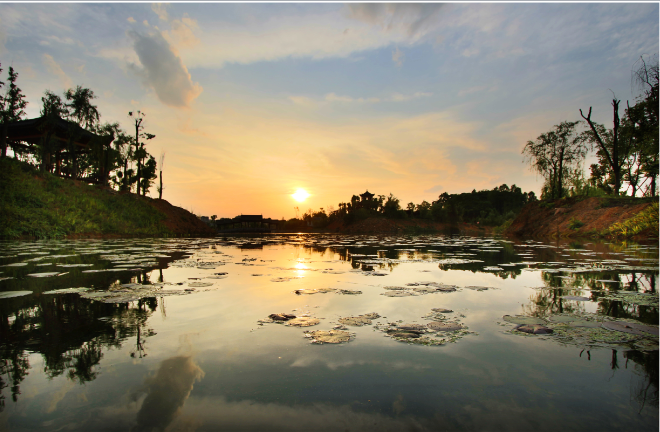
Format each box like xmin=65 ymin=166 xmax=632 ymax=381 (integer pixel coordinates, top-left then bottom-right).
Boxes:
xmin=0 ymin=235 xmax=657 ymax=429
xmin=0 ymin=294 xmax=159 ymax=409
xmin=132 ymin=355 xmax=204 ymax=432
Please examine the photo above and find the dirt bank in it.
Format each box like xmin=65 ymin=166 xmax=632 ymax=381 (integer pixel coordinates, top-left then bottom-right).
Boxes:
xmin=147 ymin=198 xmax=216 ymax=237
xmin=505 ymin=197 xmax=657 ymax=241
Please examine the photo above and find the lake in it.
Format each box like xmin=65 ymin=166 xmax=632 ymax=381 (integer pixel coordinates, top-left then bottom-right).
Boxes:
xmin=0 ymin=234 xmax=657 ymax=431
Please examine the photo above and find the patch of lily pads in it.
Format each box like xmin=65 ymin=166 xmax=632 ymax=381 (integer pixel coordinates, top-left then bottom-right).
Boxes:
xmin=374 ymin=309 xmax=475 ymax=346
xmin=303 ymin=330 xmax=353 ymax=344
xmin=600 ymin=291 xmax=659 ymax=307
xmin=293 ymin=288 xmax=362 ymax=295
xmin=500 ymin=313 xmax=659 ymax=351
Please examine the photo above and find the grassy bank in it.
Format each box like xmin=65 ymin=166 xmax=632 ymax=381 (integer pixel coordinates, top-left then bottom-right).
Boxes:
xmin=0 ymin=158 xmax=173 ymax=239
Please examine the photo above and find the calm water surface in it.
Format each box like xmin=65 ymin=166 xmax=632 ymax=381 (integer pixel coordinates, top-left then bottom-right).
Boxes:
xmin=0 ymin=234 xmax=657 ymax=431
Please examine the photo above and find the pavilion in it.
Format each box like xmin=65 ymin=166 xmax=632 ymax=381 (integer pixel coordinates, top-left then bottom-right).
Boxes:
xmin=1 ymin=115 xmax=114 ymax=182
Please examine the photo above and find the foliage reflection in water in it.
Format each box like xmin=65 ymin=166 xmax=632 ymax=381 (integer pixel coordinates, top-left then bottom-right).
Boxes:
xmin=0 ymin=235 xmax=657 ymax=431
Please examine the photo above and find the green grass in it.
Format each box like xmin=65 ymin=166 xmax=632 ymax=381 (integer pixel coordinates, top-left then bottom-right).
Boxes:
xmin=568 ymin=217 xmax=585 ymax=230
xmin=0 ymin=158 xmax=173 ymax=239
xmin=603 ymin=202 xmax=659 ymax=239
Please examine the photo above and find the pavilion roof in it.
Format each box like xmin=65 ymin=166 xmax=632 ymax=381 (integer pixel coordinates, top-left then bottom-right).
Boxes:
xmin=3 ymin=116 xmax=114 ymax=148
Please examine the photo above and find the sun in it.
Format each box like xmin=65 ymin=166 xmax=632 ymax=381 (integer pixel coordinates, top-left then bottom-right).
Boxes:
xmin=292 ymin=189 xmax=310 ymax=202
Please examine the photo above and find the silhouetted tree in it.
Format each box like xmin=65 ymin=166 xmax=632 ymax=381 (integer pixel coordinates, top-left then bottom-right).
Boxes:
xmin=1 ymin=66 xmax=28 ymax=158
xmin=523 ymin=121 xmax=588 ymax=200
xmin=129 ymin=111 xmax=156 ymax=195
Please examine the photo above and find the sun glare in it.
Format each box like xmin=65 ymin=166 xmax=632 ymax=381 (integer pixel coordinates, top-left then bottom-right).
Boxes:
xmin=292 ymin=189 xmax=310 ymax=202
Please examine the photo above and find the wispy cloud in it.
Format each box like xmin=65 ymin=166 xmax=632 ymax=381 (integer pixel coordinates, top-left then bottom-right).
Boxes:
xmin=42 ymin=54 xmax=72 ymax=88
xmin=291 ymin=91 xmax=431 ymax=106
xmin=346 ymin=3 xmax=445 ymax=38
xmin=392 ymin=46 xmax=404 ymax=67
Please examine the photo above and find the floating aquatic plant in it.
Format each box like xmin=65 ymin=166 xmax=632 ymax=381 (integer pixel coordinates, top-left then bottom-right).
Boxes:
xmin=304 ymin=330 xmax=352 ymax=344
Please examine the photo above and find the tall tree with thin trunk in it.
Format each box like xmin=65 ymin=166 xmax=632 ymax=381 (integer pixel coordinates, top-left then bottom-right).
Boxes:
xmin=580 ymin=100 xmax=628 ymax=196
xmin=157 ymin=151 xmax=165 ymax=200
xmin=64 ymin=86 xmax=100 ymax=179
xmin=128 ymin=110 xmax=156 ymax=196
xmin=1 ymin=66 xmax=28 ymax=158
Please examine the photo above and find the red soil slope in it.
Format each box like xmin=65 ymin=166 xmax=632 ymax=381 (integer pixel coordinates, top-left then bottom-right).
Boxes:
xmin=506 ymin=197 xmax=656 ymax=240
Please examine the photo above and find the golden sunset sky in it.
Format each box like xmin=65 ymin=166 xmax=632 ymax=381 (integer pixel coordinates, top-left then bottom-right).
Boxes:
xmin=1 ymin=3 xmax=657 ymax=218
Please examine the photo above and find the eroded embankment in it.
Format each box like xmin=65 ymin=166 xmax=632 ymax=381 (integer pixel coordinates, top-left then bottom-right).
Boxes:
xmin=505 ymin=197 xmax=657 ymax=241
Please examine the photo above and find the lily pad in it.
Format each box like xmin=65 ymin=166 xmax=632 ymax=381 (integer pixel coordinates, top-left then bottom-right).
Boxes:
xmin=387 ymin=330 xmax=422 ymax=339
xmin=431 ymin=308 xmax=453 ymax=313
xmin=43 ymin=287 xmax=91 ymax=294
xmin=269 ymin=313 xmax=296 ymax=321
xmin=338 ymin=316 xmax=373 ymax=326
xmin=188 ymin=282 xmax=213 ymax=288
xmin=515 ymin=324 xmax=553 ymax=335
xmin=427 ymin=321 xmax=463 ymax=331
xmin=305 ymin=330 xmax=351 ymax=344
xmin=337 ymin=289 xmax=362 ymax=295
xmin=0 ymin=291 xmax=32 ymax=299
xmin=397 ymin=323 xmax=427 ymax=332
xmin=381 ymin=291 xmax=416 ymax=297
xmin=286 ymin=317 xmax=320 ymax=327
xmin=502 ymin=315 xmax=546 ymax=325
xmin=547 ymin=315 xmax=578 ymax=323
xmin=603 ymin=321 xmax=658 ymax=336
xmin=561 ymin=295 xmax=591 ymax=301
xmin=27 ymin=272 xmax=62 ymax=278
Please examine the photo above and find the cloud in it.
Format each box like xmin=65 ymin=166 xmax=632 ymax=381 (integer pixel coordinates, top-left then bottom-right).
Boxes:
xmin=0 ymin=18 xmax=6 ymax=54
xmin=288 ymin=96 xmax=316 ymax=107
xmin=128 ymin=30 xmax=202 ymax=108
xmin=151 ymin=3 xmax=169 ymax=22
xmin=163 ymin=14 xmax=200 ymax=49
xmin=42 ymin=53 xmax=72 ymax=88
xmin=424 ymin=184 xmax=444 ymax=194
xmin=346 ymin=3 xmax=444 ymax=38
xmin=132 ymin=356 xmax=204 ymax=432
xmin=292 ymin=91 xmax=430 ymax=105
xmin=127 ymin=16 xmax=136 ymax=23
xmin=392 ymin=46 xmax=404 ymax=67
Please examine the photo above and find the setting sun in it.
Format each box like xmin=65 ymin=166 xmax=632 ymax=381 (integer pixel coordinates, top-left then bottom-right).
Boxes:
xmin=292 ymin=189 xmax=310 ymax=202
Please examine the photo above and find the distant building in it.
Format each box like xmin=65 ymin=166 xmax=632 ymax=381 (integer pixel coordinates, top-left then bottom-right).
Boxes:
xmin=360 ymin=190 xmax=375 ymax=202
xmin=215 ymin=214 xmax=284 ymax=232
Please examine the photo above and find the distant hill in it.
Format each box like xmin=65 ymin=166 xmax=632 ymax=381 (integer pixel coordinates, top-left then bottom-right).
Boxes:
xmin=0 ymin=158 xmax=215 ymax=239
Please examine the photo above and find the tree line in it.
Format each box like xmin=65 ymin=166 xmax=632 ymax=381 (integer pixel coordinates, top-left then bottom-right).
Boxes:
xmin=523 ymin=56 xmax=658 ymax=199
xmin=0 ymin=62 xmax=164 ymax=198
xmin=292 ymin=184 xmax=537 ymax=229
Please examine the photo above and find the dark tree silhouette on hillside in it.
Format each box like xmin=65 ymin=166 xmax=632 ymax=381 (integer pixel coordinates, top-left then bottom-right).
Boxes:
xmin=0 ymin=66 xmax=28 ymax=158
xmin=129 ymin=110 xmax=156 ymax=196
xmin=523 ymin=121 xmax=588 ymax=200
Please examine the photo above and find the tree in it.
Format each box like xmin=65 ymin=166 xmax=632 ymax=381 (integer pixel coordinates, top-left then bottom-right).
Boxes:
xmin=523 ymin=121 xmax=588 ymax=200
xmin=629 ymin=55 xmax=659 ymax=196
xmin=157 ymin=151 xmax=165 ymax=199
xmin=139 ymin=154 xmax=158 ymax=196
xmin=40 ymin=90 xmax=68 ymax=118
xmin=1 ymin=66 xmax=28 ymax=158
xmin=65 ymin=86 xmax=100 ymax=130
xmin=128 ymin=111 xmax=156 ymax=195
xmin=60 ymin=86 xmax=101 ymax=179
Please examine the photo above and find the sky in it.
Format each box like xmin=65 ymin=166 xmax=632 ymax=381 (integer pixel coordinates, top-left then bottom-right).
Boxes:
xmin=0 ymin=2 xmax=657 ymax=219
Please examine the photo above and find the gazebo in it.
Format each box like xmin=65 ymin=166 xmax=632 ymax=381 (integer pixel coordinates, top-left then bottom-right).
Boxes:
xmin=360 ymin=190 xmax=375 ymax=201
xmin=1 ymin=115 xmax=114 ymax=182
